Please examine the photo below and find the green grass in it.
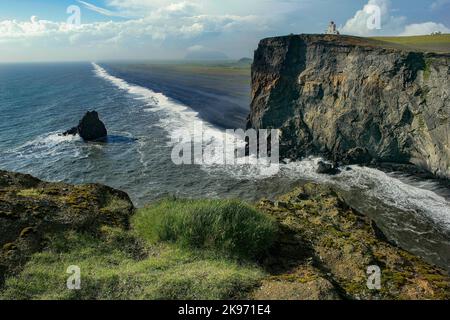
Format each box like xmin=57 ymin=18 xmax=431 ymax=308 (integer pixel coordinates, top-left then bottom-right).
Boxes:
xmin=0 ymin=199 xmax=276 ymax=300
xmin=133 ymin=198 xmax=277 ymax=260
xmin=17 ymin=188 xmax=44 ymax=198
xmin=370 ymin=34 xmax=450 ymax=53
xmin=0 ymin=228 xmax=264 ymax=300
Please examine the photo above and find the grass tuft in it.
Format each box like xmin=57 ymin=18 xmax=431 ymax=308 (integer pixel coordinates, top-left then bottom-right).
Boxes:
xmin=133 ymin=198 xmax=277 ymax=260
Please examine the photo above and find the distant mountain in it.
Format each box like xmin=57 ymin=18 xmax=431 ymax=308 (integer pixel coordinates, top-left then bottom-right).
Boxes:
xmin=184 ymin=50 xmax=229 ymax=61
xmin=237 ymin=57 xmax=253 ymax=64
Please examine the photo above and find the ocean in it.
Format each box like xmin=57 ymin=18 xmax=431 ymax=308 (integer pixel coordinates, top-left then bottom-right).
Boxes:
xmin=0 ymin=61 xmax=449 ymax=271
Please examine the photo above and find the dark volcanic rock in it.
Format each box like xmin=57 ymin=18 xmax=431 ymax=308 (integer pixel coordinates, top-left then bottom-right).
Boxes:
xmin=63 ymin=127 xmax=78 ymax=136
xmin=64 ymin=111 xmax=107 ymax=141
xmin=78 ymin=111 xmax=107 ymax=141
xmin=316 ymin=161 xmax=341 ymax=175
xmin=248 ymin=34 xmax=450 ymax=179
xmin=339 ymin=147 xmax=373 ymax=165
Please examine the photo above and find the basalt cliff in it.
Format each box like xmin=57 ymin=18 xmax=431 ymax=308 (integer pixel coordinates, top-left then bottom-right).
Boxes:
xmin=247 ymin=34 xmax=450 ymax=179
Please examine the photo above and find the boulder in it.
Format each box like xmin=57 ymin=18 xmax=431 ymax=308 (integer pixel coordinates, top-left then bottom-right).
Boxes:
xmin=63 ymin=127 xmax=78 ymax=136
xmin=316 ymin=161 xmax=341 ymax=175
xmin=64 ymin=111 xmax=107 ymax=141
xmin=78 ymin=111 xmax=107 ymax=141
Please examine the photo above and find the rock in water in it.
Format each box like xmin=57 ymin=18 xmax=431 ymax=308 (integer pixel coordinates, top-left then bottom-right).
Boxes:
xmin=316 ymin=161 xmax=340 ymax=175
xmin=78 ymin=111 xmax=107 ymax=141
xmin=63 ymin=126 xmax=78 ymax=136
xmin=64 ymin=111 xmax=107 ymax=141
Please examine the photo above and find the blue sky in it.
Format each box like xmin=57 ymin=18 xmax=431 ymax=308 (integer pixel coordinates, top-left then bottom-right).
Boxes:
xmin=0 ymin=0 xmax=449 ymax=62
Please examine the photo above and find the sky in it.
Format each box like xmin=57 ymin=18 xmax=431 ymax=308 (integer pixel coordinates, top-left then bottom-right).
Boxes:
xmin=0 ymin=0 xmax=449 ymax=62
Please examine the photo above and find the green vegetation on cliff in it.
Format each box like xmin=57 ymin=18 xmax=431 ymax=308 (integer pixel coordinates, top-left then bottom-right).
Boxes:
xmin=0 ymin=228 xmax=264 ymax=300
xmin=1 ymin=171 xmax=449 ymax=300
xmin=370 ymin=34 xmax=450 ymax=53
xmin=134 ymin=198 xmax=277 ymax=260
xmin=0 ymin=171 xmax=274 ymax=299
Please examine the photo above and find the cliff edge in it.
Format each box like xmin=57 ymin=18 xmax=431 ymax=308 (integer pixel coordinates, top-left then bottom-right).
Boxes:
xmin=248 ymin=34 xmax=450 ymax=179
xmin=1 ymin=170 xmax=449 ymax=299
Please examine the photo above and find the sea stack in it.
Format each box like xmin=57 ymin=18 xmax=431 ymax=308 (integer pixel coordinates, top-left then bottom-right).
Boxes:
xmin=64 ymin=111 xmax=107 ymax=141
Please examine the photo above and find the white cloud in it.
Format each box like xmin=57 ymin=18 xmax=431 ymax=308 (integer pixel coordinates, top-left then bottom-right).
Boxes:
xmin=0 ymin=0 xmax=298 ymax=61
xmin=0 ymin=4 xmax=268 ymax=61
xmin=187 ymin=44 xmax=204 ymax=51
xmin=341 ymin=0 xmax=405 ymax=36
xmin=401 ymin=22 xmax=450 ymax=36
xmin=0 ymin=11 xmax=264 ymax=43
xmin=106 ymin=0 xmax=203 ymax=17
xmin=5 ymin=0 xmax=447 ymax=62
xmin=342 ymin=0 xmax=449 ymax=36
xmin=0 ymin=17 xmax=81 ymax=42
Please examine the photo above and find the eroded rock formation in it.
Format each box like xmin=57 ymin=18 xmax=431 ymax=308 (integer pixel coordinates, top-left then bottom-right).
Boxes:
xmin=248 ymin=34 xmax=450 ymax=178
xmin=64 ymin=111 xmax=107 ymax=141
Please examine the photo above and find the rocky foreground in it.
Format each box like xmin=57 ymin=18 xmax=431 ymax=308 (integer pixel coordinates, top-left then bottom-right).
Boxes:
xmin=0 ymin=170 xmax=133 ymax=285
xmin=0 ymin=170 xmax=449 ymax=300
xmin=254 ymin=185 xmax=449 ymax=300
xmin=248 ymin=34 xmax=450 ymax=179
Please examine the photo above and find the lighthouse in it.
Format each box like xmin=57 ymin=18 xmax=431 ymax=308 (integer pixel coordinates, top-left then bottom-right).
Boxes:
xmin=326 ymin=21 xmax=340 ymax=35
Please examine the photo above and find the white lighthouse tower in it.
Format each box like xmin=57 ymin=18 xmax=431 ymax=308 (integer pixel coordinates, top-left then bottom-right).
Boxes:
xmin=326 ymin=21 xmax=340 ymax=35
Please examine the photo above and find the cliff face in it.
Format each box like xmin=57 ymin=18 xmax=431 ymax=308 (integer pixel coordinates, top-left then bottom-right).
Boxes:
xmin=248 ymin=34 xmax=450 ymax=178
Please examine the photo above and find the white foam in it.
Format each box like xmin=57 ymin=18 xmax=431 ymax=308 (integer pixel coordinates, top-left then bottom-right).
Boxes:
xmin=334 ymin=165 xmax=450 ymax=230
xmin=275 ymin=158 xmax=450 ymax=230
xmin=92 ymin=63 xmax=450 ymax=230
xmin=208 ymin=153 xmax=450 ymax=229
xmin=7 ymin=132 xmax=81 ymax=160
xmin=93 ymin=63 xmax=209 ymax=135
xmin=92 ymin=62 xmax=257 ymax=169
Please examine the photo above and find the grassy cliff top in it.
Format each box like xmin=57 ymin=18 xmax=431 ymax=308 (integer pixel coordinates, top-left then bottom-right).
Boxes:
xmin=370 ymin=34 xmax=450 ymax=53
xmin=261 ymin=34 xmax=450 ymax=54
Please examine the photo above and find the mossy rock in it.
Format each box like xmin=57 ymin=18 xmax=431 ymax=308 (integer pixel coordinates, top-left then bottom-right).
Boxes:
xmin=0 ymin=170 xmax=135 ymax=287
xmin=255 ymin=183 xmax=450 ymax=300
